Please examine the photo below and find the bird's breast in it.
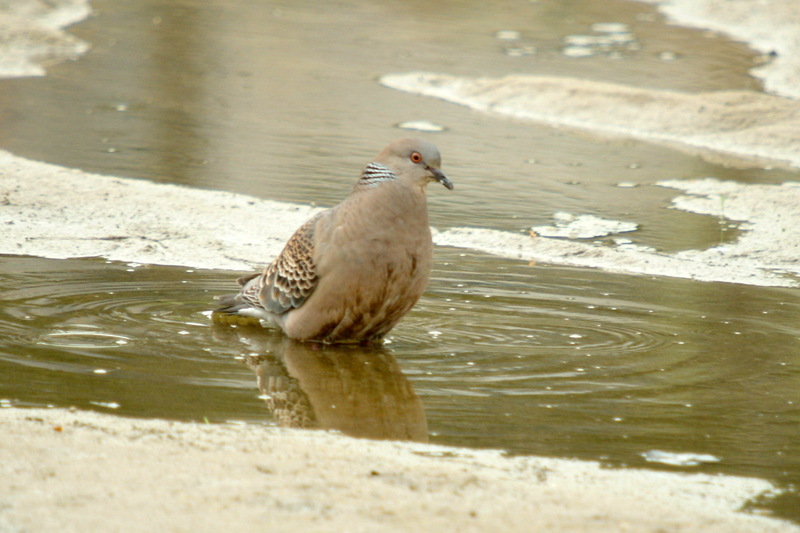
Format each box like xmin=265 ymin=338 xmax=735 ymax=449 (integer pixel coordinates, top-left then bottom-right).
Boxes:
xmin=284 ymin=185 xmax=434 ymax=342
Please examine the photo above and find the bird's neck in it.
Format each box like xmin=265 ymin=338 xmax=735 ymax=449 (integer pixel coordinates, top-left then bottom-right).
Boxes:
xmin=351 ymin=179 xmax=430 ymax=228
xmin=353 ymin=162 xmax=397 ymax=192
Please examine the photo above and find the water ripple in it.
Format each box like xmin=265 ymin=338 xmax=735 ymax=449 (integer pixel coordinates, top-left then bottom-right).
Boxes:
xmin=37 ymin=326 xmax=131 ymax=349
xmin=2 ymin=254 xmax=799 ymax=513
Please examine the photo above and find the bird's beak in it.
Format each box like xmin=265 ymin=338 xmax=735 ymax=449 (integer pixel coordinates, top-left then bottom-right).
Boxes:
xmin=429 ymin=167 xmax=454 ymax=190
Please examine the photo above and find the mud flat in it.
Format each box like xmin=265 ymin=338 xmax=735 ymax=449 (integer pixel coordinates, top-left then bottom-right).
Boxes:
xmin=1 ymin=407 xmax=796 ymax=533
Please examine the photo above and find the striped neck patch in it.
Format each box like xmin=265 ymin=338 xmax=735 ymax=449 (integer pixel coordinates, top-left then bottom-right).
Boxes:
xmin=359 ymin=162 xmax=397 ymax=187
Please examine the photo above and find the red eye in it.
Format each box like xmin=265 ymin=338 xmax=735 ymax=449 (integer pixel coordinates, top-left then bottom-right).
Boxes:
xmin=410 ymin=152 xmax=422 ymax=163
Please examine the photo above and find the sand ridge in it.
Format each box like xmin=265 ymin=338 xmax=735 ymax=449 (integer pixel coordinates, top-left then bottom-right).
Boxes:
xmin=1 ymin=407 xmax=795 ymax=533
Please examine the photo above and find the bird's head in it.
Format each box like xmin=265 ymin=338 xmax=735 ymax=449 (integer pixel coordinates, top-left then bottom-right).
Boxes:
xmin=373 ymin=138 xmax=453 ymax=191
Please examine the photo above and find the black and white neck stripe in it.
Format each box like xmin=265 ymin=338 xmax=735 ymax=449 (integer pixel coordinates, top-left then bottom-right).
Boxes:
xmin=358 ymin=162 xmax=397 ymax=187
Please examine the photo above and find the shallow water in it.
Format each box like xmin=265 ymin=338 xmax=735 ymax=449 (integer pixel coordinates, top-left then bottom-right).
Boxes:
xmin=2 ymin=252 xmax=799 ymax=518
xmin=1 ymin=0 xmax=800 ymax=522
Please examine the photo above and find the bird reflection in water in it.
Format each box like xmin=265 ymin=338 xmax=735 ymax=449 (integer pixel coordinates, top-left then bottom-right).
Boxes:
xmin=213 ymin=324 xmax=428 ymax=442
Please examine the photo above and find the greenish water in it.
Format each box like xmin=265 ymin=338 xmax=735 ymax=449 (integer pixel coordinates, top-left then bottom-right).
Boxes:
xmin=1 ymin=0 xmax=799 ymax=522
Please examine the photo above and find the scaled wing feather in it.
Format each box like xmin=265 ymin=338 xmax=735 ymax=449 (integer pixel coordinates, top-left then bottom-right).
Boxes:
xmin=258 ymin=213 xmax=321 ymax=315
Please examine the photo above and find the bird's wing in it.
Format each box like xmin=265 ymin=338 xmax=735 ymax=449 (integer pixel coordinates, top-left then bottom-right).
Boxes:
xmin=241 ymin=212 xmax=322 ymax=315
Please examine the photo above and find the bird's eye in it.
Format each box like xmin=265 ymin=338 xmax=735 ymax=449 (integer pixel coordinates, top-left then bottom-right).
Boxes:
xmin=410 ymin=152 xmax=422 ymax=163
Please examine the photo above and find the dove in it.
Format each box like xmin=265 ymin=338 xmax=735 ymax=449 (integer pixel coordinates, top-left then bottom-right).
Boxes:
xmin=214 ymin=138 xmax=452 ymax=344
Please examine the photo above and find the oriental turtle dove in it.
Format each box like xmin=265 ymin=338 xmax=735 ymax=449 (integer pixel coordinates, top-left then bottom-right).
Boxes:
xmin=214 ymin=138 xmax=453 ymax=344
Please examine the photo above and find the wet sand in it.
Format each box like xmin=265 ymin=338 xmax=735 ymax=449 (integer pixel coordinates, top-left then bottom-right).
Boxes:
xmin=380 ymin=72 xmax=800 ymax=169
xmin=0 ymin=149 xmax=321 ymax=271
xmin=1 ymin=407 xmax=796 ymax=533
xmin=434 ymin=178 xmax=800 ymax=287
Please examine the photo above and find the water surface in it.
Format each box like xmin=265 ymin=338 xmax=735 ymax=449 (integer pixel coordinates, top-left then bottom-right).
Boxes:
xmin=1 ymin=252 xmax=798 ymax=518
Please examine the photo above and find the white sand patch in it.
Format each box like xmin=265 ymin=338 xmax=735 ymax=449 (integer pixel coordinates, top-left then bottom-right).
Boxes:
xmin=0 ymin=407 xmax=795 ymax=533
xmin=435 ymin=179 xmax=800 ymax=288
xmin=658 ymin=178 xmax=800 ymax=282
xmin=641 ymin=450 xmax=721 ymax=467
xmin=380 ymin=72 xmax=800 ymax=169
xmin=0 ymin=150 xmax=322 ymax=271
xmin=532 ymin=212 xmax=638 ymax=239
xmin=637 ymin=0 xmax=800 ymax=100
xmin=396 ymin=120 xmax=446 ymax=132
xmin=434 ymin=227 xmax=791 ymax=288
xmin=0 ymin=0 xmax=91 ymax=78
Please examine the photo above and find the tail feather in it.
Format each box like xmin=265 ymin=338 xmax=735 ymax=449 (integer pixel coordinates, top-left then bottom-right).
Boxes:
xmin=214 ymin=292 xmax=245 ymax=314
xmin=212 ymin=271 xmax=271 ymax=328
xmin=212 ymin=293 xmax=262 ymax=326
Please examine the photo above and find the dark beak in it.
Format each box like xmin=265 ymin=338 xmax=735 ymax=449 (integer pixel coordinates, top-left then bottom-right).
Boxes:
xmin=429 ymin=167 xmax=454 ymax=190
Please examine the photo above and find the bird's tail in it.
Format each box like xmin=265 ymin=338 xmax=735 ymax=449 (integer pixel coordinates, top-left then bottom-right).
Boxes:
xmin=211 ymin=294 xmax=262 ymax=326
xmin=211 ymin=281 xmax=263 ymax=326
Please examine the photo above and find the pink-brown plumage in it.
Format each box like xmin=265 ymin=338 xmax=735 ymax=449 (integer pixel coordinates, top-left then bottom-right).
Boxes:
xmin=215 ymin=138 xmax=452 ymax=343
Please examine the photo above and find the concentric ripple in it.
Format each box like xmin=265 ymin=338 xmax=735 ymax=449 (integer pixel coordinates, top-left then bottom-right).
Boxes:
xmin=2 ymin=252 xmax=799 ymax=515
xmin=418 ymin=318 xmax=669 ymax=354
xmin=37 ymin=326 xmax=132 ymax=349
xmin=0 ymin=255 xmax=259 ymax=419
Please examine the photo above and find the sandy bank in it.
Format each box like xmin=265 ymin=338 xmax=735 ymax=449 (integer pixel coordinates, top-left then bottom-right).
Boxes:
xmin=380 ymin=72 xmax=800 ymax=170
xmin=0 ymin=0 xmax=91 ymax=79
xmin=0 ymin=407 xmax=795 ymax=533
xmin=638 ymin=0 xmax=800 ymax=99
xmin=435 ymin=178 xmax=800 ymax=288
xmin=0 ymin=150 xmax=321 ymax=271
